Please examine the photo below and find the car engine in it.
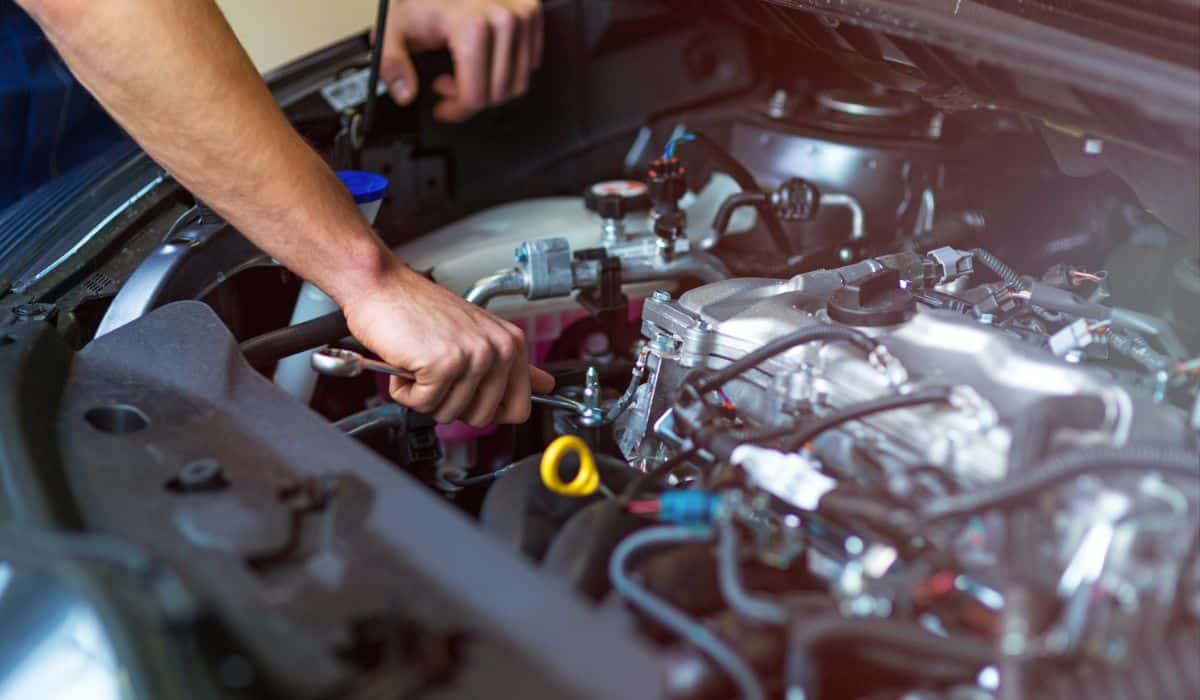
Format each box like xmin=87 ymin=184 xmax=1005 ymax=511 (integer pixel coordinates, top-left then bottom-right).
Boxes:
xmin=2 ymin=2 xmax=1198 ymax=699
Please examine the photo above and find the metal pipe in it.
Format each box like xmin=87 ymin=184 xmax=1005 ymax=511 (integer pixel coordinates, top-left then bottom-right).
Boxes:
xmin=621 ymin=250 xmax=730 ymax=285
xmin=821 ymin=193 xmax=865 ymax=241
xmin=464 ymin=268 xmax=527 ymax=307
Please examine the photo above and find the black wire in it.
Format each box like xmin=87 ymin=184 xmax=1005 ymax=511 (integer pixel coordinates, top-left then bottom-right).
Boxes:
xmin=444 ymin=461 xmax=523 ymax=487
xmin=920 ymin=445 xmax=1200 ymax=524
xmin=782 ymin=387 xmax=954 ymax=451
xmin=971 ymin=248 xmax=1021 ymax=286
xmin=691 ymin=325 xmax=878 ymax=396
xmin=618 ymin=448 xmax=698 ymax=503
xmin=704 ymin=387 xmax=953 ymax=460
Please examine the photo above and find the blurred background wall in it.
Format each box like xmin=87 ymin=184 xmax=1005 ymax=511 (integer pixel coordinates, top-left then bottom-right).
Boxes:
xmin=215 ymin=0 xmax=376 ymax=73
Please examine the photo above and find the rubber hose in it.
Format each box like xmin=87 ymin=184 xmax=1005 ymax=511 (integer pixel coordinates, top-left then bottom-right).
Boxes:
xmin=785 ymin=615 xmax=994 ymax=699
xmin=681 ymin=130 xmax=795 ymax=259
xmin=921 ymin=445 xmax=1200 ymax=524
xmin=692 ymin=324 xmax=878 ymax=395
xmin=610 ymin=525 xmax=767 ymax=700
xmin=240 ymin=309 xmax=348 ymax=370
xmin=704 ymin=386 xmax=952 ymax=464
xmin=710 ymin=191 xmax=769 ymax=241
xmin=716 ymin=517 xmax=789 ymax=626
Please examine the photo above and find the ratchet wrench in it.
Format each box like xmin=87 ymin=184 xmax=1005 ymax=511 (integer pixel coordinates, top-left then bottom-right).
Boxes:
xmin=310 ymin=347 xmax=590 ymax=415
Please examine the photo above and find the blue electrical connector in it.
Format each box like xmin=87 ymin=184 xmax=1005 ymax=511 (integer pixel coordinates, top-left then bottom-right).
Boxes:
xmin=659 ymin=490 xmax=722 ymax=526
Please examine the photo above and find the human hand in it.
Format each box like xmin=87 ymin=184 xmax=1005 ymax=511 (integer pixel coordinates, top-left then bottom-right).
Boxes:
xmin=379 ymin=0 xmax=543 ymax=122
xmin=341 ymin=261 xmax=555 ymax=426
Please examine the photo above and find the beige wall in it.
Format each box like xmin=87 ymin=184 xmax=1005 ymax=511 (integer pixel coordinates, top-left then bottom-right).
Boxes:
xmin=215 ymin=0 xmax=377 ymax=73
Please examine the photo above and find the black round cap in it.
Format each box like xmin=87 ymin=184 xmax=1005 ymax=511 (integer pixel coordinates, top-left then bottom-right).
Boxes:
xmin=828 ymin=268 xmax=916 ymax=326
xmin=584 ymin=180 xmax=650 ymax=220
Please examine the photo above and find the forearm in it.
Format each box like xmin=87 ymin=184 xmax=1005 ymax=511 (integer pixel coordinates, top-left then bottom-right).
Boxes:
xmin=18 ymin=0 xmax=394 ymax=306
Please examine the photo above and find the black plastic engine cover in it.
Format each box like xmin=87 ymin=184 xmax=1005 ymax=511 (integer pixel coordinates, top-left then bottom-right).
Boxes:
xmin=57 ymin=301 xmax=664 ymax=699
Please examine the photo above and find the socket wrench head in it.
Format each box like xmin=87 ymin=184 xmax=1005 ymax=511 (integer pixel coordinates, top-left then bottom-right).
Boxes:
xmin=310 ymin=347 xmax=364 ymax=378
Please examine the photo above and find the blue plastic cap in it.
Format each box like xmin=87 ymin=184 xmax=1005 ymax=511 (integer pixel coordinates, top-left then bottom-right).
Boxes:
xmin=336 ymin=170 xmax=389 ymax=204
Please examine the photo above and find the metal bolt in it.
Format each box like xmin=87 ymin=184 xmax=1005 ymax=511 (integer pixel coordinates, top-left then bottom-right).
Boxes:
xmin=170 ymin=458 xmax=228 ymax=492
xmin=651 ymin=289 xmax=671 ymax=302
xmin=1083 ymin=137 xmax=1104 ymax=155
xmin=579 ymin=366 xmax=603 ymax=427
xmin=514 ymin=245 xmax=529 ymax=264
xmin=927 ymin=112 xmax=945 ymax=140
xmin=837 ymin=247 xmax=854 ymax=263
xmin=766 ymin=88 xmax=794 ymax=119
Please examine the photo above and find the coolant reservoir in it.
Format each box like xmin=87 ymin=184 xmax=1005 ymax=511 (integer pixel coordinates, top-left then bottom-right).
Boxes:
xmin=275 ymin=173 xmax=754 ymax=400
xmin=274 ymin=171 xmax=388 ymax=401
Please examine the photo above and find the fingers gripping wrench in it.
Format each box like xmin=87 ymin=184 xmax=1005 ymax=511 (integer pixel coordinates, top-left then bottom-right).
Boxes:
xmin=310 ymin=347 xmax=591 ymax=416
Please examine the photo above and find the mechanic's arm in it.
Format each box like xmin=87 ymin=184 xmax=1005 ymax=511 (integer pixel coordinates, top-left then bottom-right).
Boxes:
xmin=17 ymin=0 xmax=552 ymax=426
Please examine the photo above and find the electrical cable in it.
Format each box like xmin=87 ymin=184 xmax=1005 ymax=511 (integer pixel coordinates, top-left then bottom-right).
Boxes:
xmin=785 ymin=615 xmax=994 ymax=699
xmin=444 ymin=460 xmax=523 ymax=487
xmin=970 ymin=248 xmax=1021 ymax=286
xmin=705 ymin=387 xmax=953 ymax=460
xmin=690 ymin=324 xmax=878 ymax=396
xmin=609 ymin=525 xmax=766 ymax=700
xmin=716 ymin=516 xmax=789 ymax=626
xmin=920 ymin=445 xmax=1200 ymax=524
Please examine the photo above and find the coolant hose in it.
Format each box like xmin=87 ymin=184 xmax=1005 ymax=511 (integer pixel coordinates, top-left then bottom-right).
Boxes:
xmin=681 ymin=130 xmax=796 ymax=260
xmin=241 ymin=309 xmax=349 ymax=370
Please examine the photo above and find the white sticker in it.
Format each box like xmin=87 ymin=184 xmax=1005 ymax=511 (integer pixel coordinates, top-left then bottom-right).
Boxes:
xmin=320 ymin=67 xmax=387 ymax=112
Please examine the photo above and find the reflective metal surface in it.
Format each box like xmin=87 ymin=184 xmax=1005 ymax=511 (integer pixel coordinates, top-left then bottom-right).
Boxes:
xmin=0 ymin=561 xmax=126 ymax=700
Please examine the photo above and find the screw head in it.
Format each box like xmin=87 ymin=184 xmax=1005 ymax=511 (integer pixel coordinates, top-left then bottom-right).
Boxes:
xmin=651 ymin=289 xmax=671 ymax=302
xmin=837 ymin=247 xmax=855 ymax=263
xmin=168 ymin=458 xmax=228 ymax=492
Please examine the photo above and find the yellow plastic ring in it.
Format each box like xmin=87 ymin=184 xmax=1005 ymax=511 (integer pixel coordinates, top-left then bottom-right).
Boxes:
xmin=540 ymin=435 xmax=600 ymax=497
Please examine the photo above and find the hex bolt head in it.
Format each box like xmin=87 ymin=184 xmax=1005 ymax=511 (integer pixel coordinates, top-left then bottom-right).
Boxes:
xmin=168 ymin=458 xmax=228 ymax=492
xmin=651 ymin=289 xmax=671 ymax=302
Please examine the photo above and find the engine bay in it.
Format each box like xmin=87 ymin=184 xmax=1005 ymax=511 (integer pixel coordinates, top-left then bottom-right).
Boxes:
xmin=2 ymin=3 xmax=1199 ymax=699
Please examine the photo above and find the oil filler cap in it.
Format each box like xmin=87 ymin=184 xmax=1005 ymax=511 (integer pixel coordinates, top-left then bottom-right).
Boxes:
xmin=827 ymin=268 xmax=916 ymax=327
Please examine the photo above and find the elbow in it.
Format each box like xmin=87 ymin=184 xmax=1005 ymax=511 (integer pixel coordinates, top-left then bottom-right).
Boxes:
xmin=16 ymin=0 xmax=88 ymax=35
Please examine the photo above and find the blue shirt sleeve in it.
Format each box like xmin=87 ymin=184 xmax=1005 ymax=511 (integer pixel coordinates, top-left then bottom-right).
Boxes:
xmin=0 ymin=2 xmax=131 ymax=211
